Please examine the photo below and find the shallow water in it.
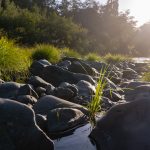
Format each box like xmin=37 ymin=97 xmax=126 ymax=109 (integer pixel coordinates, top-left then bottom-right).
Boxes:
xmin=54 ymin=123 xmax=96 ymax=150
xmin=132 ymin=57 xmax=150 ymax=63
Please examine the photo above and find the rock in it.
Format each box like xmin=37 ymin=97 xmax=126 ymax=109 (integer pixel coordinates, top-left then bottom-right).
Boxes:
xmin=122 ymin=68 xmax=138 ymax=79
xmin=57 ymin=60 xmax=71 ymax=70
xmin=36 ymin=87 xmax=46 ymax=96
xmin=0 ymin=82 xmax=21 ymax=99
xmin=125 ymin=84 xmax=150 ymax=101
xmin=33 ymin=95 xmax=88 ymax=115
xmin=47 ymin=108 xmax=87 ymax=134
xmin=28 ymin=76 xmax=50 ymax=88
xmin=0 ymin=79 xmax=4 ymax=84
xmin=59 ymin=82 xmax=78 ymax=97
xmin=80 ymin=61 xmax=98 ymax=76
xmin=68 ymin=61 xmax=88 ymax=74
xmin=45 ymin=84 xmax=55 ymax=95
xmin=76 ymin=80 xmax=96 ymax=98
xmin=17 ymin=84 xmax=39 ymax=99
xmin=30 ymin=59 xmax=51 ymax=76
xmin=103 ymin=89 xmax=122 ymax=102
xmin=101 ymin=97 xmax=115 ymax=110
xmin=53 ymin=87 xmax=75 ymax=100
xmin=16 ymin=95 xmax=37 ymax=106
xmin=40 ymin=65 xmax=95 ymax=86
xmin=35 ymin=114 xmax=47 ymax=132
xmin=0 ymin=98 xmax=54 ymax=150
xmin=90 ymin=99 xmax=150 ymax=150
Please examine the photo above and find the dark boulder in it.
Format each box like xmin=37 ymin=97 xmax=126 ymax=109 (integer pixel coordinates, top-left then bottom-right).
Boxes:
xmin=0 ymin=98 xmax=54 ymax=150
xmin=16 ymin=95 xmax=37 ymax=107
xmin=90 ymin=99 xmax=150 ymax=150
xmin=68 ymin=61 xmax=88 ymax=74
xmin=28 ymin=76 xmax=50 ymax=88
xmin=17 ymin=84 xmax=39 ymax=99
xmin=30 ymin=59 xmax=51 ymax=76
xmin=40 ymin=65 xmax=95 ymax=86
xmin=33 ymin=95 xmax=88 ymax=115
xmin=47 ymin=108 xmax=87 ymax=134
xmin=0 ymin=82 xmax=21 ymax=99
xmin=53 ymin=87 xmax=75 ymax=100
xmin=122 ymin=68 xmax=138 ymax=79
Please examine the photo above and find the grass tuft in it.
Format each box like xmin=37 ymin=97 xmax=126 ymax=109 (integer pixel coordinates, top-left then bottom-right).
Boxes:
xmin=87 ymin=66 xmax=108 ymax=126
xmin=141 ymin=72 xmax=150 ymax=82
xmin=0 ymin=37 xmax=30 ymax=82
xmin=104 ymin=53 xmax=130 ymax=64
xmin=85 ymin=53 xmax=101 ymax=61
xmin=62 ymin=48 xmax=81 ymax=58
xmin=31 ymin=44 xmax=61 ymax=63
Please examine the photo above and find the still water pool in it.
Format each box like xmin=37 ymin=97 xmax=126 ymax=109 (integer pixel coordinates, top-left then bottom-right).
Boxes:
xmin=54 ymin=123 xmax=96 ymax=150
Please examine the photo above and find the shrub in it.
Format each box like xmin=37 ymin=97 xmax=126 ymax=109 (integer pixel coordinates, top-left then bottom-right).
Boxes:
xmin=0 ymin=37 xmax=30 ymax=81
xmin=62 ymin=48 xmax=81 ymax=58
xmin=141 ymin=72 xmax=150 ymax=82
xmin=31 ymin=44 xmax=61 ymax=63
xmin=104 ymin=53 xmax=130 ymax=64
xmin=85 ymin=53 xmax=101 ymax=61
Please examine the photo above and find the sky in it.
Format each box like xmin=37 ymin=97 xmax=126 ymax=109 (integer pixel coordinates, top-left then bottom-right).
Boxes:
xmin=100 ymin=0 xmax=150 ymax=26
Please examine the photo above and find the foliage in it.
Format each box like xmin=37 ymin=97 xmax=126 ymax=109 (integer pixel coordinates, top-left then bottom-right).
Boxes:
xmin=85 ymin=53 xmax=102 ymax=61
xmin=31 ymin=44 xmax=61 ymax=63
xmin=62 ymin=48 xmax=81 ymax=58
xmin=0 ymin=37 xmax=30 ymax=81
xmin=87 ymin=67 xmax=108 ymax=126
xmin=141 ymin=72 xmax=150 ymax=82
xmin=103 ymin=53 xmax=130 ymax=64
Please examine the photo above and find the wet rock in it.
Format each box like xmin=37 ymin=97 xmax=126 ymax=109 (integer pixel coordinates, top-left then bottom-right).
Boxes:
xmin=125 ymin=84 xmax=150 ymax=101
xmin=40 ymin=65 xmax=95 ymax=86
xmin=35 ymin=87 xmax=46 ymax=97
xmin=33 ymin=95 xmax=88 ymax=115
xmin=47 ymin=108 xmax=87 ymax=134
xmin=30 ymin=59 xmax=51 ymax=76
xmin=101 ymin=97 xmax=115 ymax=110
xmin=76 ymin=80 xmax=96 ymax=98
xmin=59 ymin=82 xmax=78 ymax=97
xmin=16 ymin=95 xmax=37 ymax=106
xmin=122 ymin=68 xmax=138 ymax=79
xmin=90 ymin=99 xmax=150 ymax=150
xmin=0 ymin=98 xmax=54 ymax=150
xmin=28 ymin=76 xmax=50 ymax=88
xmin=103 ymin=89 xmax=122 ymax=102
xmin=0 ymin=79 xmax=4 ymax=84
xmin=57 ymin=60 xmax=71 ymax=70
xmin=53 ymin=87 xmax=75 ymax=100
xmin=68 ymin=61 xmax=88 ymax=74
xmin=35 ymin=114 xmax=47 ymax=132
xmin=17 ymin=84 xmax=39 ymax=99
xmin=80 ymin=61 xmax=98 ymax=76
xmin=45 ymin=84 xmax=55 ymax=95
xmin=0 ymin=82 xmax=21 ymax=99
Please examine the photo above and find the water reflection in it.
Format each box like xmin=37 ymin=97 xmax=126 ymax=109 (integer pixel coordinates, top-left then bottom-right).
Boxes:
xmin=54 ymin=123 xmax=96 ymax=150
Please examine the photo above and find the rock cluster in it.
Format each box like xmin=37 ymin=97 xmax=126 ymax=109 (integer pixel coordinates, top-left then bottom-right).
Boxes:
xmin=0 ymin=57 xmax=149 ymax=150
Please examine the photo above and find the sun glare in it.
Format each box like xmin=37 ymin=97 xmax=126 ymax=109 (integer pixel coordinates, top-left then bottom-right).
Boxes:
xmin=120 ymin=0 xmax=150 ymax=26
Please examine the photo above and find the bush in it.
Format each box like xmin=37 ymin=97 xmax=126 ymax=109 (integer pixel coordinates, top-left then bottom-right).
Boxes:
xmin=62 ymin=48 xmax=81 ymax=58
xmin=85 ymin=53 xmax=101 ymax=61
xmin=0 ymin=37 xmax=30 ymax=81
xmin=31 ymin=44 xmax=61 ymax=63
xmin=104 ymin=53 xmax=130 ymax=64
xmin=141 ymin=72 xmax=150 ymax=82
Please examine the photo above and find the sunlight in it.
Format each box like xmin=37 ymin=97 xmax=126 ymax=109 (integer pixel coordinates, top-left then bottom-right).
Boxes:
xmin=120 ymin=0 xmax=150 ymax=26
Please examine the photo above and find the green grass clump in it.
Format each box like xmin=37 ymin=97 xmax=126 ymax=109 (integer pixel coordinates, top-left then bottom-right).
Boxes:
xmin=0 ymin=37 xmax=30 ymax=81
xmin=85 ymin=53 xmax=101 ymax=61
xmin=104 ymin=53 xmax=130 ymax=64
xmin=62 ymin=48 xmax=81 ymax=58
xmin=32 ymin=44 xmax=61 ymax=63
xmin=87 ymin=67 xmax=108 ymax=126
xmin=141 ymin=72 xmax=150 ymax=82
